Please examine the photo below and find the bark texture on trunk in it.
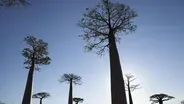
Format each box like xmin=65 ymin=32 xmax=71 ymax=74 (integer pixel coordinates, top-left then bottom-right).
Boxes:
xmin=22 ymin=56 xmax=35 ymax=104
xmin=128 ymin=84 xmax=133 ymax=104
xmin=109 ymin=33 xmax=127 ymax=104
xmin=68 ymin=79 xmax=73 ymax=104
xmin=40 ymin=98 xmax=43 ymax=104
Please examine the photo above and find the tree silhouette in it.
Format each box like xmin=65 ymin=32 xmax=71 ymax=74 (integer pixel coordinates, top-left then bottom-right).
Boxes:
xmin=21 ymin=36 xmax=51 ymax=104
xmin=0 ymin=0 xmax=30 ymax=7
xmin=125 ymin=74 xmax=140 ymax=104
xmin=73 ymin=97 xmax=84 ymax=104
xmin=32 ymin=92 xmax=51 ymax=104
xmin=59 ymin=74 xmax=82 ymax=104
xmin=78 ymin=0 xmax=137 ymax=104
xmin=150 ymin=93 xmax=174 ymax=104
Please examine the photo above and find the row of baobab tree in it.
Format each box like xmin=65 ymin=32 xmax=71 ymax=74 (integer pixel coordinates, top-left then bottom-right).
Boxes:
xmin=20 ymin=0 xmax=139 ymax=103
xmin=1 ymin=0 xmax=181 ymax=104
xmin=32 ymin=91 xmax=83 ymax=104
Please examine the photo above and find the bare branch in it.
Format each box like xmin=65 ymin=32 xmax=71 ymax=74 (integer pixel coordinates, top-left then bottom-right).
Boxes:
xmin=78 ymin=0 xmax=138 ymax=55
xmin=125 ymin=73 xmax=140 ymax=92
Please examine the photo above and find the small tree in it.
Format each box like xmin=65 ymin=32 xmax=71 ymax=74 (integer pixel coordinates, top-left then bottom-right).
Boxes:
xmin=32 ymin=92 xmax=51 ymax=104
xmin=125 ymin=74 xmax=140 ymax=104
xmin=73 ymin=97 xmax=84 ymax=104
xmin=59 ymin=74 xmax=82 ymax=104
xmin=150 ymin=93 xmax=174 ymax=104
xmin=0 ymin=0 xmax=30 ymax=7
xmin=78 ymin=0 xmax=137 ymax=104
xmin=22 ymin=36 xmax=51 ymax=104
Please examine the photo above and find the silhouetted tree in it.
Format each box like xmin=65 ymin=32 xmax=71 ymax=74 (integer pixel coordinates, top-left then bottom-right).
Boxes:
xmin=59 ymin=74 xmax=82 ymax=104
xmin=0 ymin=0 xmax=30 ymax=7
xmin=125 ymin=74 xmax=140 ymax=104
xmin=150 ymin=93 xmax=174 ymax=104
xmin=78 ymin=0 xmax=137 ymax=104
xmin=73 ymin=97 xmax=84 ymax=104
xmin=22 ymin=36 xmax=51 ymax=104
xmin=32 ymin=92 xmax=51 ymax=104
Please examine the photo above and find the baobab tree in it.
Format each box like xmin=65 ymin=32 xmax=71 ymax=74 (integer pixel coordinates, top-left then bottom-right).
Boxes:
xmin=0 ymin=0 xmax=30 ymax=7
xmin=78 ymin=0 xmax=137 ymax=104
xmin=73 ymin=97 xmax=84 ymax=104
xmin=125 ymin=74 xmax=140 ymax=104
xmin=32 ymin=92 xmax=51 ymax=104
xmin=22 ymin=36 xmax=51 ymax=104
xmin=59 ymin=74 xmax=82 ymax=104
xmin=150 ymin=93 xmax=174 ymax=104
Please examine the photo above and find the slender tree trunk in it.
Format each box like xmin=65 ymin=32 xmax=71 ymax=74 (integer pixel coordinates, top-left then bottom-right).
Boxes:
xmin=40 ymin=98 xmax=43 ymax=104
xmin=128 ymin=83 xmax=133 ymax=104
xmin=22 ymin=56 xmax=35 ymax=104
xmin=68 ymin=79 xmax=73 ymax=104
xmin=108 ymin=33 xmax=127 ymax=104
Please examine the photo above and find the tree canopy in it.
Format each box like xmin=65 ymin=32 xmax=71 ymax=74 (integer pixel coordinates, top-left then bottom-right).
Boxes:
xmin=32 ymin=92 xmax=51 ymax=99
xmin=150 ymin=93 xmax=174 ymax=103
xmin=0 ymin=0 xmax=30 ymax=7
xmin=59 ymin=74 xmax=82 ymax=85
xmin=73 ymin=97 xmax=84 ymax=104
xmin=22 ymin=36 xmax=51 ymax=71
xmin=78 ymin=0 xmax=137 ymax=55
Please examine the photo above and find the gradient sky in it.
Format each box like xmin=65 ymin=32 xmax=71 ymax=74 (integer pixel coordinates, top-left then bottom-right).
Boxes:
xmin=0 ymin=0 xmax=184 ymax=104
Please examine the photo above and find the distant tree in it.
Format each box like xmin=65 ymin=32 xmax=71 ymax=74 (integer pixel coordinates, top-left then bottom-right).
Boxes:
xmin=32 ymin=92 xmax=51 ymax=104
xmin=73 ymin=97 xmax=84 ymax=104
xmin=78 ymin=0 xmax=137 ymax=104
xmin=22 ymin=36 xmax=51 ymax=104
xmin=150 ymin=93 xmax=174 ymax=104
xmin=0 ymin=0 xmax=30 ymax=7
xmin=181 ymin=100 xmax=184 ymax=104
xmin=125 ymin=74 xmax=140 ymax=104
xmin=59 ymin=74 xmax=82 ymax=104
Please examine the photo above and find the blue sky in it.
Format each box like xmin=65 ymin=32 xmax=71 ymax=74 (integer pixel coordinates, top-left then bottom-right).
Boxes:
xmin=0 ymin=0 xmax=184 ymax=104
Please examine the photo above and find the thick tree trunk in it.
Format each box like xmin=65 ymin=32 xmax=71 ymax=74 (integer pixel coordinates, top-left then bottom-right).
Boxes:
xmin=22 ymin=56 xmax=35 ymax=104
xmin=128 ymin=85 xmax=133 ymax=104
xmin=68 ymin=79 xmax=73 ymax=104
xmin=40 ymin=98 xmax=43 ymax=104
xmin=159 ymin=100 xmax=163 ymax=104
xmin=108 ymin=33 xmax=127 ymax=104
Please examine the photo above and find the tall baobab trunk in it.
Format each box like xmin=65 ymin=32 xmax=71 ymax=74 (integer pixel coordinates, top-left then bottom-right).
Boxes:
xmin=40 ymin=98 xmax=43 ymax=104
xmin=159 ymin=100 xmax=163 ymax=104
xmin=109 ymin=33 xmax=127 ymax=104
xmin=68 ymin=79 xmax=73 ymax=104
xmin=128 ymin=83 xmax=133 ymax=104
xmin=22 ymin=55 xmax=35 ymax=104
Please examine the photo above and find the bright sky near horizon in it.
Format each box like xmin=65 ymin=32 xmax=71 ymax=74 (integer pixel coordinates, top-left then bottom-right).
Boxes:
xmin=0 ymin=0 xmax=184 ymax=104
